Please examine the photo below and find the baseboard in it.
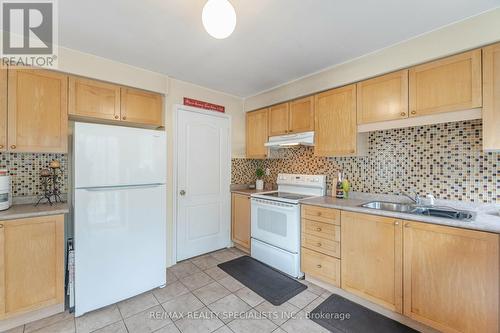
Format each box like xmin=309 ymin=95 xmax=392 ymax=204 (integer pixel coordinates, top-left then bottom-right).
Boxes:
xmin=0 ymin=303 xmax=65 ymax=332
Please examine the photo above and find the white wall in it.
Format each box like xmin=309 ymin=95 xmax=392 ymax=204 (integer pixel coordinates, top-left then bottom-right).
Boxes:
xmin=58 ymin=47 xmax=245 ymax=267
xmin=244 ymin=7 xmax=500 ymax=111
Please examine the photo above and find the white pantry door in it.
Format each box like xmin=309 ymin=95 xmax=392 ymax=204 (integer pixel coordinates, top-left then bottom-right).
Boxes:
xmin=176 ymin=108 xmax=231 ymax=261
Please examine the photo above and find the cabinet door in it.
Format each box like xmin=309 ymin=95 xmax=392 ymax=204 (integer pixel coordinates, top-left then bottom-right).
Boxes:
xmin=246 ymin=108 xmax=268 ymax=159
xmin=268 ymin=103 xmax=289 ymax=136
xmin=289 ymin=96 xmax=314 ymax=133
xmin=403 ymin=221 xmax=499 ymax=333
xmin=0 ymin=215 xmax=64 ymax=319
xmin=314 ymin=85 xmax=357 ymax=156
xmin=231 ymin=193 xmax=251 ymax=251
xmin=69 ymin=77 xmax=121 ymax=121
xmin=409 ymin=50 xmax=482 ymax=117
xmin=0 ymin=66 xmax=6 ymax=152
xmin=357 ymin=70 xmax=408 ymax=124
xmin=7 ymin=68 xmax=68 ymax=153
xmin=483 ymin=43 xmax=500 ymax=151
xmin=121 ymin=88 xmax=163 ymax=126
xmin=341 ymin=212 xmax=403 ymax=313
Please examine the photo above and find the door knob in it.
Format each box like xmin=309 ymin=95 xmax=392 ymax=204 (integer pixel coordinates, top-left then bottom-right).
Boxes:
xmin=179 ymin=190 xmax=186 ymax=196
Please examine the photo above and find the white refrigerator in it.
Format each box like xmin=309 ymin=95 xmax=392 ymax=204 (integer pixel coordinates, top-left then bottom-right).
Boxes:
xmin=73 ymin=122 xmax=167 ymax=317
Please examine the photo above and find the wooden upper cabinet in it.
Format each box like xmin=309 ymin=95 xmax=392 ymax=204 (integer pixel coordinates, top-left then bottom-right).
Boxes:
xmin=0 ymin=215 xmax=64 ymax=319
xmin=409 ymin=49 xmax=482 ymax=117
xmin=403 ymin=221 xmax=499 ymax=333
xmin=314 ymin=85 xmax=357 ymax=157
xmin=69 ymin=77 xmax=121 ymax=121
xmin=8 ymin=68 xmax=68 ymax=153
xmin=121 ymin=87 xmax=163 ymax=127
xmin=0 ymin=66 xmax=6 ymax=152
xmin=483 ymin=42 xmax=500 ymax=151
xmin=231 ymin=193 xmax=251 ymax=251
xmin=341 ymin=212 xmax=403 ymax=313
xmin=268 ymin=103 xmax=289 ymax=136
xmin=289 ymin=96 xmax=314 ymax=133
xmin=246 ymin=108 xmax=268 ymax=159
xmin=357 ymin=70 xmax=409 ymax=124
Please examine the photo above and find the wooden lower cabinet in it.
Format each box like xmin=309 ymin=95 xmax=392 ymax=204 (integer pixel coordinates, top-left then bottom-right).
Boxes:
xmin=301 ymin=247 xmax=340 ymax=287
xmin=0 ymin=215 xmax=65 ymax=319
xmin=341 ymin=212 xmax=403 ymax=313
xmin=403 ymin=221 xmax=499 ymax=333
xmin=231 ymin=193 xmax=251 ymax=252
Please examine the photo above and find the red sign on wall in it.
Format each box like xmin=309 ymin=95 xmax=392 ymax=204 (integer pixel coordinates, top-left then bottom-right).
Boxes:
xmin=183 ymin=98 xmax=225 ymax=113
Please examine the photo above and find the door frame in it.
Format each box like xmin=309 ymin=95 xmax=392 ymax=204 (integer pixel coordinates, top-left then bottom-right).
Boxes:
xmin=172 ymin=104 xmax=232 ymax=264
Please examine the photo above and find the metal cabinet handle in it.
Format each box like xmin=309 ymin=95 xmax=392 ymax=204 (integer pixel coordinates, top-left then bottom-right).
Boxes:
xmin=316 ymin=242 xmax=322 ymax=247
xmin=0 ymin=224 xmax=3 ymax=228
xmin=10 ymin=145 xmax=16 ymax=149
xmin=180 ymin=190 xmax=186 ymax=196
xmin=316 ymin=212 xmax=322 ymax=216
xmin=114 ymin=115 xmax=119 ymax=119
xmin=122 ymin=116 xmax=127 ymax=120
xmin=316 ymin=227 xmax=322 ymax=232
xmin=395 ymin=221 xmax=400 ymax=225
xmin=316 ymin=264 xmax=322 ymax=269
xmin=0 ymin=144 xmax=3 ymax=149
xmin=404 ymin=223 xmax=410 ymax=228
xmin=400 ymin=112 xmax=406 ymax=117
xmin=411 ymin=110 xmax=417 ymax=115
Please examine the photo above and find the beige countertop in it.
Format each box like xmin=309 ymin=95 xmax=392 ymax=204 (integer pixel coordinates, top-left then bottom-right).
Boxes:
xmin=300 ymin=193 xmax=500 ymax=234
xmin=0 ymin=202 xmax=69 ymax=221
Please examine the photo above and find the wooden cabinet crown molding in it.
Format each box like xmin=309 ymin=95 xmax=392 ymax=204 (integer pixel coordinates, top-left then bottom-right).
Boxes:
xmin=357 ymin=70 xmax=409 ymax=124
xmin=482 ymin=42 xmax=500 ymax=152
xmin=409 ymin=49 xmax=482 ymax=117
xmin=7 ymin=68 xmax=68 ymax=153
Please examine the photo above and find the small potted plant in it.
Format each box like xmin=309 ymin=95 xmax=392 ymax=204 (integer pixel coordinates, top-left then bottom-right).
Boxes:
xmin=255 ymin=168 xmax=265 ymax=190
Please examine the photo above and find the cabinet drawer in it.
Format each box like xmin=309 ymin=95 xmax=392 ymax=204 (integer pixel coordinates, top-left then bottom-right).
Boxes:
xmin=301 ymin=205 xmax=340 ymax=225
xmin=302 ymin=219 xmax=340 ymax=241
xmin=301 ymin=247 xmax=340 ymax=287
xmin=302 ymin=233 xmax=340 ymax=258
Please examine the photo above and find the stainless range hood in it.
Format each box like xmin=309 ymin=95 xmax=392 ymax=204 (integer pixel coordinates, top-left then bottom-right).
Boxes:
xmin=264 ymin=131 xmax=314 ymax=149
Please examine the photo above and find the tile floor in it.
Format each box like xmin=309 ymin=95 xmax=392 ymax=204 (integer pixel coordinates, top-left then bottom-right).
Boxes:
xmin=5 ymin=247 xmax=333 ymax=333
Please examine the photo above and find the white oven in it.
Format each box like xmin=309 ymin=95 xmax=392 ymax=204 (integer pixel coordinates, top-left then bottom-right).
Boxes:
xmin=251 ymin=198 xmax=300 ymax=253
xmin=250 ymin=174 xmax=326 ymax=278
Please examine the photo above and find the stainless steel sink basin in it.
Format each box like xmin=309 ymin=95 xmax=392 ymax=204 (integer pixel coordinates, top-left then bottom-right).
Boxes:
xmin=361 ymin=201 xmax=475 ymax=221
xmin=361 ymin=201 xmax=416 ymax=213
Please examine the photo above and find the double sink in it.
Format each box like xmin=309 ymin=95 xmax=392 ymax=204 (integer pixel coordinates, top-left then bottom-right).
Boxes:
xmin=361 ymin=201 xmax=475 ymax=221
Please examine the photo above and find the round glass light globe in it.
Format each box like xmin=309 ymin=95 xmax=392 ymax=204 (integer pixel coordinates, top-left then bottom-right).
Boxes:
xmin=202 ymin=0 xmax=236 ymax=39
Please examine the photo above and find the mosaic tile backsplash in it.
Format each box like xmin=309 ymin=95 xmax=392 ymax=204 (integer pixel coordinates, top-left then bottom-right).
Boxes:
xmin=0 ymin=153 xmax=68 ymax=197
xmin=232 ymin=120 xmax=500 ymax=203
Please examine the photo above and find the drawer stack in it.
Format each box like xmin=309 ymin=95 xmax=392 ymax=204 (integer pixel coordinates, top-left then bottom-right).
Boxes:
xmin=301 ymin=205 xmax=341 ymax=287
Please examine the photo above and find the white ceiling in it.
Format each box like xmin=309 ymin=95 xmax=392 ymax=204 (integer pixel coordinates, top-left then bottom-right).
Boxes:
xmin=59 ymin=0 xmax=500 ymax=97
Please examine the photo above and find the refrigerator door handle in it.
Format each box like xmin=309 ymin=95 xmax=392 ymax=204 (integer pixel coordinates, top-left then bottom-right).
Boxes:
xmin=78 ymin=184 xmax=165 ymax=191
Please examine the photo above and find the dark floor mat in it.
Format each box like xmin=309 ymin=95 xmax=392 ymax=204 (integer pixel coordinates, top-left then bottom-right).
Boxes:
xmin=217 ymin=256 xmax=307 ymax=305
xmin=310 ymin=294 xmax=419 ymax=333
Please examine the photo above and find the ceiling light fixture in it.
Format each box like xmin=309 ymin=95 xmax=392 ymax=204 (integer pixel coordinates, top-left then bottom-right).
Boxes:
xmin=202 ymin=0 xmax=236 ymax=39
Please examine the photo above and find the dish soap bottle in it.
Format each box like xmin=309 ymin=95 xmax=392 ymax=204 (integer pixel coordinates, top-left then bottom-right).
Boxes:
xmin=336 ymin=172 xmax=344 ymax=199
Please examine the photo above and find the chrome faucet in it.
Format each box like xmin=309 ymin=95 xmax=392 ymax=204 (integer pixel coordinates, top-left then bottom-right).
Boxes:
xmin=400 ymin=191 xmax=422 ymax=205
